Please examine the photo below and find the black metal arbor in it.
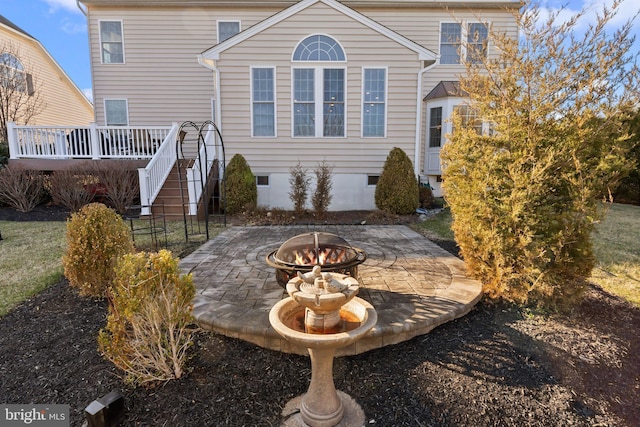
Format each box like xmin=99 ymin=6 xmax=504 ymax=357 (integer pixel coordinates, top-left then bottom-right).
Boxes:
xmin=176 ymin=120 xmax=226 ymax=241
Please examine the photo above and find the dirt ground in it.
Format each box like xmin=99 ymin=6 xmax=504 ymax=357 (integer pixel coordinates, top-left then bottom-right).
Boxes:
xmin=0 ymin=205 xmax=638 ymax=426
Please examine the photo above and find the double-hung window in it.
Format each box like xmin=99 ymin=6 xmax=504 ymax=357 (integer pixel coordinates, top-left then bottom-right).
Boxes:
xmin=362 ymin=68 xmax=386 ymax=137
xmin=440 ymin=22 xmax=488 ymax=65
xmin=251 ymin=67 xmax=276 ymax=137
xmin=105 ymin=99 xmax=128 ymax=126
xmin=218 ymin=21 xmax=240 ymax=43
xmin=292 ymin=35 xmax=346 ymax=138
xmin=100 ymin=21 xmax=124 ymax=64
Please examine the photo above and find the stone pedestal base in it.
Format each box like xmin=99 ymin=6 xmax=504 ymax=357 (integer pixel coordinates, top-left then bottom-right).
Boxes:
xmin=281 ymin=391 xmax=365 ymax=427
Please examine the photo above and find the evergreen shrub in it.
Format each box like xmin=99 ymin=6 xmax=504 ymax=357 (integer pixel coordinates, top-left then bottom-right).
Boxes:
xmin=375 ymin=147 xmax=419 ymax=214
xmin=312 ymin=160 xmax=333 ymax=216
xmin=224 ymin=154 xmax=257 ymax=214
xmin=289 ymin=162 xmax=310 ymax=214
xmin=62 ymin=203 xmax=134 ymax=297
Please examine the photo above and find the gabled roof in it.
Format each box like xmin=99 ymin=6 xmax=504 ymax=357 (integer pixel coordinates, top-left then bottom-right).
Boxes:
xmin=200 ymin=0 xmax=437 ymax=61
xmin=0 ymin=15 xmax=36 ymax=40
xmin=0 ymin=15 xmax=93 ymax=108
xmin=424 ymin=81 xmax=467 ymax=101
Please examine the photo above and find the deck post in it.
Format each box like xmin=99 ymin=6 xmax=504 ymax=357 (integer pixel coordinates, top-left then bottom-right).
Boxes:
xmin=138 ymin=167 xmax=151 ymax=215
xmin=89 ymin=122 xmax=100 ymax=159
xmin=7 ymin=122 xmax=19 ymax=160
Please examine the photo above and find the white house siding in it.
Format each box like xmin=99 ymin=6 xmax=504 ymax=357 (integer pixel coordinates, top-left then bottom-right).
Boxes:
xmin=215 ymin=2 xmax=424 ymax=209
xmin=0 ymin=25 xmax=93 ymax=127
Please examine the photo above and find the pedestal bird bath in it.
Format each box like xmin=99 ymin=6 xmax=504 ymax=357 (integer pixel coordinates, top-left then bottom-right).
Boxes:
xmin=269 ymin=266 xmax=377 ymax=427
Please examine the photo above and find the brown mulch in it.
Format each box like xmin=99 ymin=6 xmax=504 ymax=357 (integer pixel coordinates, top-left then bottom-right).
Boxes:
xmin=0 ymin=206 xmax=639 ymax=426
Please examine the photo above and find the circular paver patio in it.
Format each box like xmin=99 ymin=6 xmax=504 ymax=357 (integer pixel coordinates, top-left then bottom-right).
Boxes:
xmin=180 ymin=225 xmax=482 ymax=356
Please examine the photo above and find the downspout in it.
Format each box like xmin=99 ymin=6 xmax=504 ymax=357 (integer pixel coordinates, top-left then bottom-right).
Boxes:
xmin=197 ymin=55 xmax=221 ymax=131
xmin=414 ymin=60 xmax=438 ymax=177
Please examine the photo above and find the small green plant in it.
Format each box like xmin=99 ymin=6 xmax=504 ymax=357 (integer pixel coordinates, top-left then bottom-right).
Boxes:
xmin=224 ymin=154 xmax=257 ymax=214
xmin=312 ymin=160 xmax=333 ymax=217
xmin=375 ymin=147 xmax=419 ymax=214
xmin=289 ymin=161 xmax=310 ymax=214
xmin=98 ymin=249 xmax=196 ymax=386
xmin=0 ymin=164 xmax=46 ymax=212
xmin=62 ymin=203 xmax=134 ymax=297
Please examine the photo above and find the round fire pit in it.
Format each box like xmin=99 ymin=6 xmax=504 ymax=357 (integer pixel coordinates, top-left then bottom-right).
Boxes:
xmin=265 ymin=232 xmax=367 ymax=287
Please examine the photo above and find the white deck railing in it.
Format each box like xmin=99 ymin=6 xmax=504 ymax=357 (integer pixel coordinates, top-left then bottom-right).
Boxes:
xmin=185 ymin=123 xmax=223 ymax=215
xmin=7 ymin=122 xmax=172 ymax=160
xmin=138 ymin=123 xmax=181 ymax=215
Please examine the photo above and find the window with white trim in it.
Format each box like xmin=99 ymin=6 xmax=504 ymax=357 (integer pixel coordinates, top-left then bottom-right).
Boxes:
xmin=292 ymin=35 xmax=346 ymax=138
xmin=454 ymin=105 xmax=483 ymax=134
xmin=218 ymin=21 xmax=240 ymax=43
xmin=440 ymin=22 xmax=488 ymax=65
xmin=293 ymin=68 xmax=345 ymax=137
xmin=0 ymin=53 xmax=31 ymax=94
xmin=251 ymin=67 xmax=276 ymax=137
xmin=362 ymin=68 xmax=386 ymax=137
xmin=104 ymin=99 xmax=128 ymax=126
xmin=428 ymin=107 xmax=443 ymax=147
xmin=100 ymin=21 xmax=124 ymax=64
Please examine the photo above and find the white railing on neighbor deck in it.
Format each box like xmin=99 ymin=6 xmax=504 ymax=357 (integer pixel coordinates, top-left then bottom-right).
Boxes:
xmin=185 ymin=123 xmax=223 ymax=215
xmin=6 ymin=122 xmax=171 ymax=160
xmin=138 ymin=123 xmax=181 ymax=215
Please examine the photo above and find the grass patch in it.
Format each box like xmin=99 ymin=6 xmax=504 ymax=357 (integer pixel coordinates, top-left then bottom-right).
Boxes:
xmin=0 ymin=218 xmax=220 ymax=317
xmin=0 ymin=221 xmax=66 ymax=317
xmin=591 ymin=203 xmax=640 ymax=307
xmin=411 ymin=208 xmax=455 ymax=241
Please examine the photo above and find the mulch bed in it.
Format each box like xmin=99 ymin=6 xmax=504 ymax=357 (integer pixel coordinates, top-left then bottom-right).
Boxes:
xmin=1 ymin=206 xmax=639 ymax=426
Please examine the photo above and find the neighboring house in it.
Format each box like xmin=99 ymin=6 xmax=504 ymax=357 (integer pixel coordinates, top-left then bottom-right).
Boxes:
xmin=10 ymin=0 xmax=519 ymax=212
xmin=0 ymin=15 xmax=93 ymax=131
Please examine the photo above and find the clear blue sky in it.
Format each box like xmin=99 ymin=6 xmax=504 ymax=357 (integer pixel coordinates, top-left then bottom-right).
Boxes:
xmin=2 ymin=0 xmax=639 ymax=104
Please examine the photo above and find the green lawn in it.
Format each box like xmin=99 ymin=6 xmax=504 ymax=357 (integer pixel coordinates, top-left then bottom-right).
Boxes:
xmin=0 ymin=218 xmax=215 ymax=317
xmin=0 ymin=221 xmax=66 ymax=316
xmin=413 ymin=203 xmax=640 ymax=308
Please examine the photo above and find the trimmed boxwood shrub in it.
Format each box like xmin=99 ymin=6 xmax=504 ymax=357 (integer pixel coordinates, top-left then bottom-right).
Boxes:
xmin=375 ymin=147 xmax=419 ymax=214
xmin=62 ymin=203 xmax=134 ymax=297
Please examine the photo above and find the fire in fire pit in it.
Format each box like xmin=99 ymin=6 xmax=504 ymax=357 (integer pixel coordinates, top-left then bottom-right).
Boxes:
xmin=266 ymin=232 xmax=367 ymax=287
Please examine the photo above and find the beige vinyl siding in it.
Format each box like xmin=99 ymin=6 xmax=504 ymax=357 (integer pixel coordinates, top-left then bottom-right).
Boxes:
xmin=216 ymin=2 xmax=423 ymax=175
xmin=0 ymin=27 xmax=93 ymax=127
xmin=87 ymin=6 xmax=276 ymax=126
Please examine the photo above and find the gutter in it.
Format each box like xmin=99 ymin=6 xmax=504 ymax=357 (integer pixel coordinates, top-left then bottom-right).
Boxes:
xmin=76 ymin=0 xmax=87 ymax=15
xmin=414 ymin=59 xmax=438 ymax=176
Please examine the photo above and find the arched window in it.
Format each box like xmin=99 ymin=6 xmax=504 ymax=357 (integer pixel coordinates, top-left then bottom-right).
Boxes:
xmin=291 ymin=35 xmax=346 ymax=137
xmin=293 ymin=35 xmax=345 ymax=62
xmin=0 ymin=53 xmax=30 ymax=94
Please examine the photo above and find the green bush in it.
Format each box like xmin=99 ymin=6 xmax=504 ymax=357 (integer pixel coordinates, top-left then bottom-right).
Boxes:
xmin=375 ymin=147 xmax=419 ymax=214
xmin=62 ymin=203 xmax=134 ymax=297
xmin=224 ymin=154 xmax=257 ymax=214
xmin=98 ymin=250 xmax=196 ymax=386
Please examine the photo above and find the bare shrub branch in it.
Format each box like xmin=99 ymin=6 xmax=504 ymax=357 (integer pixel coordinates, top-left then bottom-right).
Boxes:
xmin=0 ymin=165 xmax=46 ymax=212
